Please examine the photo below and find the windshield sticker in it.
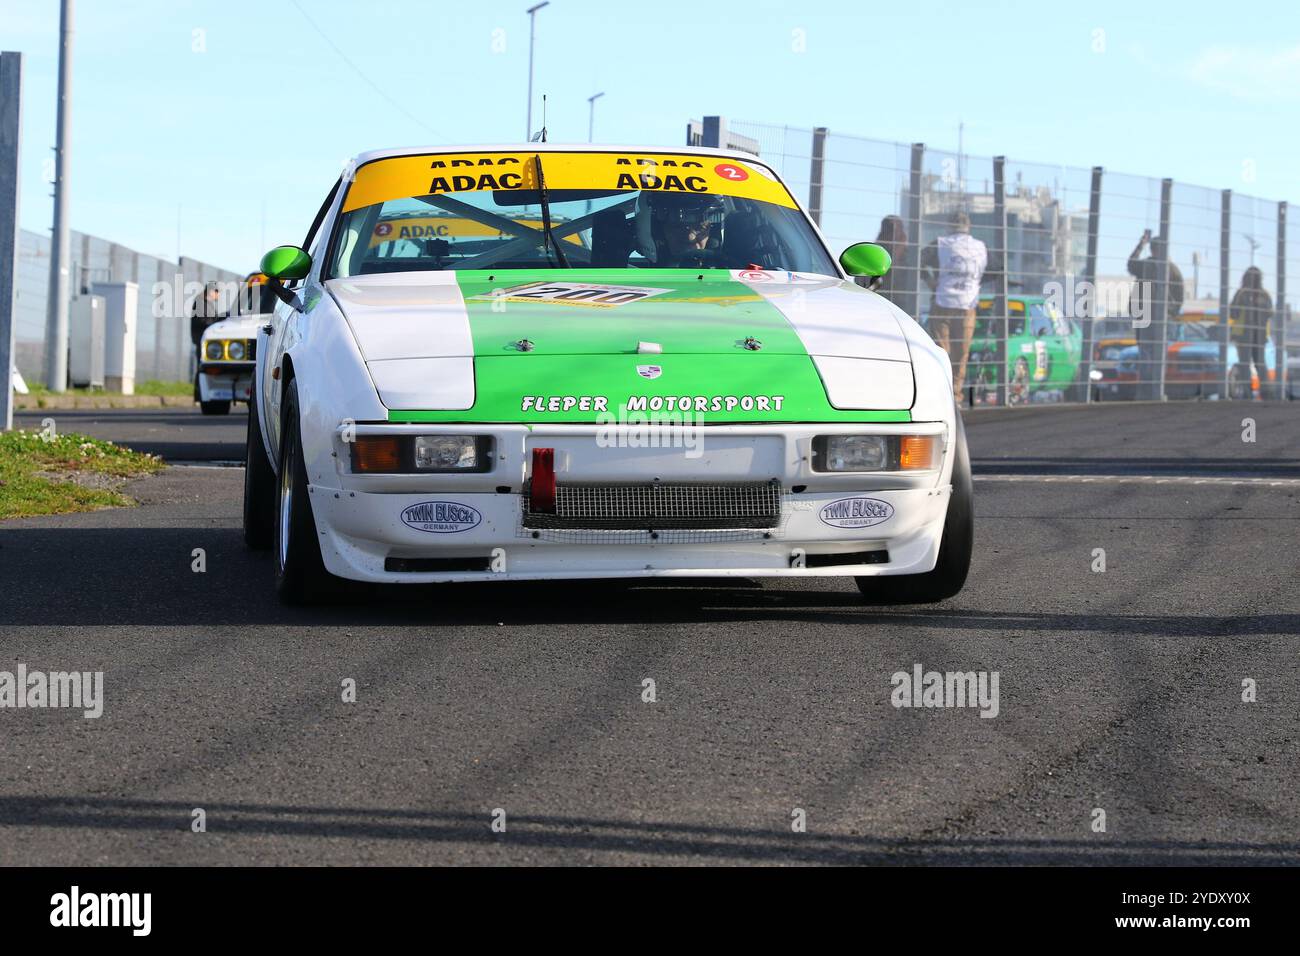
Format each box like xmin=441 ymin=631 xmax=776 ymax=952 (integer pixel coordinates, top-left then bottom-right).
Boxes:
xmin=342 ymin=152 xmax=797 ymax=213
xmin=370 ymin=216 xmax=583 ymax=248
xmin=472 ymin=282 xmax=672 ymax=309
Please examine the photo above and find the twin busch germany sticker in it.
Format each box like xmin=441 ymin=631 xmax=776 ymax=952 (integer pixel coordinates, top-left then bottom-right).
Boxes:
xmin=818 ymin=496 xmax=895 ymax=529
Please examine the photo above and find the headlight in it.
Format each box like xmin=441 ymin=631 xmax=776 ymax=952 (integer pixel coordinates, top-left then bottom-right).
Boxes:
xmin=820 ymin=435 xmax=887 ymax=471
xmin=812 ymin=434 xmax=940 ymax=472
xmin=350 ymin=434 xmax=492 ymax=474
xmin=415 ymin=435 xmax=478 ymax=470
xmin=204 ymin=340 xmax=223 ymax=360
xmin=226 ymin=340 xmax=245 ymax=361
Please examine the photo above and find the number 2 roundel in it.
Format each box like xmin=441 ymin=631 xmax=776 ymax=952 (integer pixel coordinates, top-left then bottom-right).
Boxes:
xmin=714 ymin=163 xmax=749 ymax=182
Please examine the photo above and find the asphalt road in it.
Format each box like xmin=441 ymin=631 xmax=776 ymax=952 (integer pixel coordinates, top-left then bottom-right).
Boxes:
xmin=14 ymin=407 xmax=246 ymax=464
xmin=1 ymin=403 xmax=1298 ymax=864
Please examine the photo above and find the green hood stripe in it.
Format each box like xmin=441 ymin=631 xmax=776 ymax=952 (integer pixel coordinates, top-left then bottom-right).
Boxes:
xmin=385 ymin=268 xmax=912 ymax=424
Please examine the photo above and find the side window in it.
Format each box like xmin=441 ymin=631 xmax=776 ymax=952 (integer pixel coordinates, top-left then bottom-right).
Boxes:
xmin=1008 ymin=301 xmax=1026 ymax=337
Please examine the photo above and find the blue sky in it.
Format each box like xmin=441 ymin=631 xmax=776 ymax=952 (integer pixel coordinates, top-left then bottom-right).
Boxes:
xmin=2 ymin=0 xmax=1298 ymax=272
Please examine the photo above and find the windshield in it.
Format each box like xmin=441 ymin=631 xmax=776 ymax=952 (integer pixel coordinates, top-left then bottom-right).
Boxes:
xmin=326 ymin=151 xmax=836 ymax=278
xmin=236 ymin=280 xmax=279 ymax=316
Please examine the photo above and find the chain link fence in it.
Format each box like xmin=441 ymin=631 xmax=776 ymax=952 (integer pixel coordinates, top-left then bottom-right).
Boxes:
xmin=705 ymin=118 xmax=1295 ymax=406
xmin=13 ymin=227 xmax=242 ymax=388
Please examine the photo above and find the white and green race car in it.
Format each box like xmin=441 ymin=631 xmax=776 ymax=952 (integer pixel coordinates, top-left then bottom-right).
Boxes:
xmin=244 ymin=145 xmax=971 ymax=604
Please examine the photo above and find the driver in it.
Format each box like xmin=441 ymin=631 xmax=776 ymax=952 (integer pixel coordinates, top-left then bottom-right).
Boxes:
xmin=646 ymin=193 xmax=725 ymax=268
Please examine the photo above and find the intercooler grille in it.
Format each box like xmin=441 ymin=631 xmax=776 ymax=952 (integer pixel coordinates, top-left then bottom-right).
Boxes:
xmin=522 ymin=480 xmax=783 ymax=530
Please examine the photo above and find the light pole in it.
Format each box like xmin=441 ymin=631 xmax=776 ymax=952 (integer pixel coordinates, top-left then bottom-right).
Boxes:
xmin=525 ymin=2 xmax=549 ymax=142
xmin=44 ymin=0 xmax=74 ymax=392
xmin=587 ymin=91 xmax=604 ymax=143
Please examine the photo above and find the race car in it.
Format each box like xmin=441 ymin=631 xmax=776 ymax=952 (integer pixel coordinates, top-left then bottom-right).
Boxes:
xmin=933 ymin=296 xmax=1084 ymax=406
xmin=1114 ymin=312 xmax=1284 ymax=400
xmin=195 ymin=274 xmax=275 ymax=414
xmin=243 ymin=145 xmax=971 ymax=605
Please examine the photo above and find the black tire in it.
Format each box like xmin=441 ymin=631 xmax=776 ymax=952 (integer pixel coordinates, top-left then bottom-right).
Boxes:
xmin=855 ymin=413 xmax=973 ymax=605
xmin=1228 ymin=364 xmax=1251 ymax=401
xmin=242 ymin=378 xmax=276 ymax=550
xmin=200 ymin=399 xmax=231 ymax=415
xmin=1066 ymin=364 xmax=1088 ymax=403
xmin=274 ymin=378 xmax=337 ymax=604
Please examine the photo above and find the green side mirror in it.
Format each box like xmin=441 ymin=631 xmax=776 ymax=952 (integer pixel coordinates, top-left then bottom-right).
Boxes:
xmin=839 ymin=242 xmax=892 ymax=278
xmin=260 ymin=245 xmax=312 ymax=282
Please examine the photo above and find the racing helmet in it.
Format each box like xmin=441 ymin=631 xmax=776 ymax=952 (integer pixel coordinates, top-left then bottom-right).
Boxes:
xmin=647 ymin=191 xmax=726 ymax=228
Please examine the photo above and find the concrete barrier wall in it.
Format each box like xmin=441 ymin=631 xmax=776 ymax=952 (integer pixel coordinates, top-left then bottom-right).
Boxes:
xmin=14 ymin=227 xmax=242 ymax=387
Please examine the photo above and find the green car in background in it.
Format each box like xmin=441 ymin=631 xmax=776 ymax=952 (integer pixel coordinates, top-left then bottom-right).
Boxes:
xmin=963 ymin=296 xmax=1084 ymax=406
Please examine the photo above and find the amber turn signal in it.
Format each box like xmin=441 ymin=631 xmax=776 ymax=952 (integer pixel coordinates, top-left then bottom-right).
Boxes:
xmin=898 ymin=435 xmax=939 ymax=471
xmin=351 ymin=436 xmax=403 ymax=473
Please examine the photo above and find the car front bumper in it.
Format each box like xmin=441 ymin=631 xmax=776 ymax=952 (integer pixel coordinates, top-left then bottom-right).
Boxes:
xmin=304 ymin=422 xmax=954 ymax=584
xmin=198 ymin=363 xmax=254 ymax=402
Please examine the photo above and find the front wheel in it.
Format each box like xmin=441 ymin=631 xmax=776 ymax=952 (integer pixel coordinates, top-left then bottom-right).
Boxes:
xmin=855 ymin=413 xmax=973 ymax=605
xmin=274 ymin=379 xmax=339 ymax=604
xmin=242 ymin=378 xmax=275 ymax=550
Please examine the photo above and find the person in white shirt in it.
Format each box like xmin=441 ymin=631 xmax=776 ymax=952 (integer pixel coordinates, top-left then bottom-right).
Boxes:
xmin=920 ymin=211 xmax=990 ymax=403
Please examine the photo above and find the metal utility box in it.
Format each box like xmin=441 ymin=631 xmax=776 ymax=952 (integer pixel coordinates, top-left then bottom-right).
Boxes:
xmin=93 ymin=281 xmax=138 ymax=394
xmin=69 ymin=293 xmax=106 ymax=388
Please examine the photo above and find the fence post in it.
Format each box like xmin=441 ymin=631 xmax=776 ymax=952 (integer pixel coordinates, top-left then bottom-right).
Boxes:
xmin=808 ymin=127 xmax=827 ymax=227
xmin=992 ymin=156 xmax=1009 ymax=408
xmin=1079 ymin=166 xmax=1103 ymax=404
xmin=1219 ymin=190 xmax=1232 ymax=398
xmin=1277 ymin=202 xmax=1287 ymax=400
xmin=906 ymin=143 xmax=924 ymax=325
xmin=0 ymin=52 xmax=22 ymax=432
xmin=1149 ymin=178 xmax=1173 ymax=401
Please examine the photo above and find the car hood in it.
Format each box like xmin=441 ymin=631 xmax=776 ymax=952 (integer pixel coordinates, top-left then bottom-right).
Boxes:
xmin=201 ymin=315 xmax=264 ymax=340
xmin=325 ymin=269 xmax=917 ymax=421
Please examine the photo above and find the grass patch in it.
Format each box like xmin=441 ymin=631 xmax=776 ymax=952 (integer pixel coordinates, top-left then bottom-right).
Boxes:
xmin=24 ymin=379 xmax=192 ymax=397
xmin=0 ymin=429 xmax=166 ymax=520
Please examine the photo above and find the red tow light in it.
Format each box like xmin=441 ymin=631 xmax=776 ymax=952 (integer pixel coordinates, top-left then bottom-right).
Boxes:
xmin=530 ymin=447 xmax=556 ymax=514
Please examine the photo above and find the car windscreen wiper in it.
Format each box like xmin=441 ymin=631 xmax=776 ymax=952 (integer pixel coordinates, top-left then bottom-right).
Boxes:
xmin=532 ymin=154 xmax=570 ymax=268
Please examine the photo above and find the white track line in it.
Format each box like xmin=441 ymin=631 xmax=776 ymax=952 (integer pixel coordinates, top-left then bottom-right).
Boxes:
xmin=975 ymin=473 xmax=1300 ymax=486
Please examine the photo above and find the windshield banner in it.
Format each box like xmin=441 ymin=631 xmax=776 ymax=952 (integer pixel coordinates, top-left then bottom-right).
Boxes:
xmin=341 ymin=151 xmax=798 ymax=213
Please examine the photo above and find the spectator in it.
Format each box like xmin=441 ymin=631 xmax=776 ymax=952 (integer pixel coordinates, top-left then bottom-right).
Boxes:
xmin=920 ymin=211 xmax=988 ymax=403
xmin=1230 ymin=266 xmax=1273 ymax=398
xmin=189 ymin=281 xmax=225 ymax=351
xmin=1127 ymin=230 xmax=1185 ymax=398
xmin=869 ymin=215 xmax=909 ymax=303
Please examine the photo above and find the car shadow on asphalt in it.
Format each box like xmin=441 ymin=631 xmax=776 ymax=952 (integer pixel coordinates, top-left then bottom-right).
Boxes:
xmin=3 ymin=525 xmax=1299 ymax=633
xmin=0 ymin=795 xmax=1295 ymax=865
